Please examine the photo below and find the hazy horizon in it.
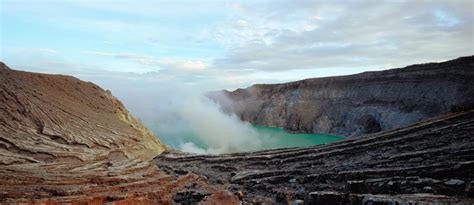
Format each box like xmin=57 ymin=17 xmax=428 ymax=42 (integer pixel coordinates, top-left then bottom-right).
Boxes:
xmin=1 ymin=0 xmax=473 ymax=93
xmin=1 ymin=0 xmax=473 ymax=153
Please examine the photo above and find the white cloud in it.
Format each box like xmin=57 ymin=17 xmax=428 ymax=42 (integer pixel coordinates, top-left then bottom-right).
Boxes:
xmin=236 ymin=19 xmax=249 ymax=28
xmin=227 ymin=3 xmax=242 ymax=10
xmin=4 ymin=0 xmax=472 ymax=92
xmin=209 ymin=0 xmax=474 ymax=72
xmin=311 ymin=14 xmax=323 ymax=21
xmin=36 ymin=48 xmax=58 ymax=54
xmin=83 ymin=51 xmax=149 ymax=60
xmin=84 ymin=50 xmax=160 ymax=66
xmin=159 ymin=58 xmax=208 ymax=71
xmin=84 ymin=50 xmax=209 ymax=74
xmin=14 ymin=47 xmax=58 ymax=55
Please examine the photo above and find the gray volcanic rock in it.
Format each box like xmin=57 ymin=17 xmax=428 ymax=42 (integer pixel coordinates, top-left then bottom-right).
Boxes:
xmin=212 ymin=56 xmax=474 ymax=137
xmin=155 ymin=110 xmax=474 ymax=204
xmin=1 ymin=61 xmax=473 ymax=204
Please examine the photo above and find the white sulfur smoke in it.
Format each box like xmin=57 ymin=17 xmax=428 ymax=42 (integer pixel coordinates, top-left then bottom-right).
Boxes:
xmin=109 ymin=84 xmax=263 ymax=155
xmin=179 ymin=142 xmax=208 ymax=155
xmin=152 ymin=87 xmax=263 ymax=154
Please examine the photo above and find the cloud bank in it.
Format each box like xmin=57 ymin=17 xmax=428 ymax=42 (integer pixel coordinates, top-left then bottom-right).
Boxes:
xmin=2 ymin=0 xmax=472 ymax=90
xmin=1 ymin=1 xmax=472 ymax=154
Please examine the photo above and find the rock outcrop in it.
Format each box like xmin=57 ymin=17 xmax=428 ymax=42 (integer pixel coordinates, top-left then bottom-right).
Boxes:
xmin=212 ymin=56 xmax=474 ymax=137
xmin=156 ymin=110 xmax=474 ymax=204
xmin=0 ymin=62 xmax=165 ymax=164
xmin=1 ymin=61 xmax=473 ymax=204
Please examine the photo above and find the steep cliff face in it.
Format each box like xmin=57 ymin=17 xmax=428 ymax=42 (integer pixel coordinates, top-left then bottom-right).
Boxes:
xmin=0 ymin=62 xmax=165 ymax=165
xmin=215 ymin=56 xmax=474 ymax=137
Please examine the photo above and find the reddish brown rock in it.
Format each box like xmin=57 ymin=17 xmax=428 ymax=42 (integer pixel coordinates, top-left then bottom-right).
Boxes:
xmin=0 ymin=63 xmax=165 ymax=164
xmin=0 ymin=63 xmax=175 ymax=204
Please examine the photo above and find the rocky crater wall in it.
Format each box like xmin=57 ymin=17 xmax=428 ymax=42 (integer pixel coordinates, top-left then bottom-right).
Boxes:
xmin=213 ymin=56 xmax=474 ymax=137
xmin=0 ymin=61 xmax=473 ymax=204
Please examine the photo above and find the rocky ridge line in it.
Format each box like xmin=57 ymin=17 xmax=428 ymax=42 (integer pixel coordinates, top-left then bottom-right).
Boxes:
xmin=212 ymin=56 xmax=474 ymax=137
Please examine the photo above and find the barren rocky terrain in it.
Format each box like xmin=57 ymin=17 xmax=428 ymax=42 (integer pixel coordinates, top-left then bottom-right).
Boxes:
xmin=212 ymin=56 xmax=474 ymax=137
xmin=156 ymin=110 xmax=474 ymax=204
xmin=0 ymin=62 xmax=165 ymax=164
xmin=0 ymin=60 xmax=473 ymax=204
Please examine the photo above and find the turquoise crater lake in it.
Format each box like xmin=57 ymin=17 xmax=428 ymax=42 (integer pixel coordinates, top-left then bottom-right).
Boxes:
xmin=153 ymin=124 xmax=345 ymax=153
xmin=253 ymin=126 xmax=345 ymax=150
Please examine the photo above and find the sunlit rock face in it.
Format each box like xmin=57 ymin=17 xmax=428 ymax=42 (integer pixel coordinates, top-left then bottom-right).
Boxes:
xmin=0 ymin=62 xmax=165 ymax=165
xmin=213 ymin=56 xmax=474 ymax=137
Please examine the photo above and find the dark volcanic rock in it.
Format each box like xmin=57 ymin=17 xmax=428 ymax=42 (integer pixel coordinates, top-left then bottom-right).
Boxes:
xmin=211 ymin=56 xmax=474 ymax=137
xmin=173 ymin=191 xmax=210 ymax=204
xmin=155 ymin=110 xmax=474 ymax=204
xmin=1 ymin=61 xmax=474 ymax=204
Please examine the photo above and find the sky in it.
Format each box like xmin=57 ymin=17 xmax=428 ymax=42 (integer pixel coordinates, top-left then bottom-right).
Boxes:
xmin=0 ymin=0 xmax=473 ymax=153
xmin=0 ymin=0 xmax=473 ymax=92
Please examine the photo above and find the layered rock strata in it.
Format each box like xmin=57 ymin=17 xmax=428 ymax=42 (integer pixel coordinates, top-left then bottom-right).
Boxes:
xmin=1 ymin=62 xmax=473 ymax=204
xmin=0 ymin=62 xmax=165 ymax=164
xmin=156 ymin=110 xmax=474 ymax=204
xmin=212 ymin=56 xmax=474 ymax=137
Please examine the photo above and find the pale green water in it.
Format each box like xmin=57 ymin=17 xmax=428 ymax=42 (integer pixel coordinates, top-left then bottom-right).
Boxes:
xmin=153 ymin=125 xmax=344 ymax=153
xmin=253 ymin=126 xmax=344 ymax=150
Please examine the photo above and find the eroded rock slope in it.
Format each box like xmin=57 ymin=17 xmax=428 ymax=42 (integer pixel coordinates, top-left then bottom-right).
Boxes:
xmin=0 ymin=63 xmax=238 ymax=204
xmin=0 ymin=62 xmax=165 ymax=164
xmin=1 ymin=62 xmax=473 ymax=205
xmin=212 ymin=56 xmax=474 ymax=137
xmin=156 ymin=110 xmax=474 ymax=204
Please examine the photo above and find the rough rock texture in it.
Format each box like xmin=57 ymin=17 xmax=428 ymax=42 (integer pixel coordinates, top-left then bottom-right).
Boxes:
xmin=212 ymin=56 xmax=474 ymax=137
xmin=0 ymin=63 xmax=240 ymax=204
xmin=156 ymin=110 xmax=474 ymax=204
xmin=0 ymin=159 xmax=240 ymax=204
xmin=3 ymin=107 xmax=473 ymax=205
xmin=0 ymin=62 xmax=165 ymax=164
xmin=1 ymin=62 xmax=473 ymax=204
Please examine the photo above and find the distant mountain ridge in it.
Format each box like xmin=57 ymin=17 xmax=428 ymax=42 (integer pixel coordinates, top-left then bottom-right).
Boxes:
xmin=213 ymin=56 xmax=474 ymax=137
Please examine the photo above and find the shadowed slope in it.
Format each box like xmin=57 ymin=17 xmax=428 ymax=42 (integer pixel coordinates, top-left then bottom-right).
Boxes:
xmin=213 ymin=56 xmax=474 ymax=137
xmin=156 ymin=110 xmax=474 ymax=204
